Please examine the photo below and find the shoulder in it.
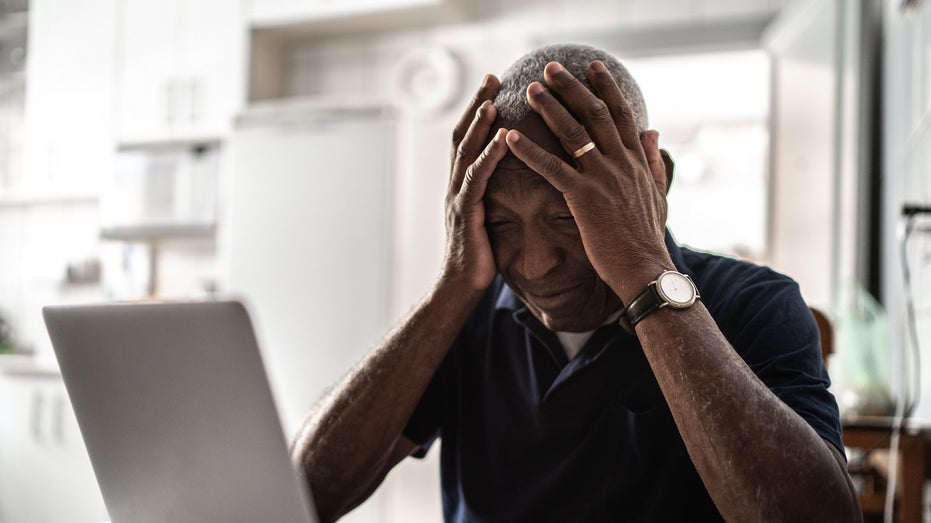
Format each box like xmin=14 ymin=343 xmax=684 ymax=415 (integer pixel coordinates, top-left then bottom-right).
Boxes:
xmin=679 ymin=247 xmax=816 ymax=352
xmin=681 ymin=247 xmax=804 ymax=314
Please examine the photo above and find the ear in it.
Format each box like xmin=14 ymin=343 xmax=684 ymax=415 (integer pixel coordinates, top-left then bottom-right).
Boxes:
xmin=660 ymin=148 xmax=674 ymax=195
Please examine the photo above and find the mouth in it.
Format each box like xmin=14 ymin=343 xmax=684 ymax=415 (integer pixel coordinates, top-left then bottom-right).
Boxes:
xmin=523 ymin=283 xmax=585 ymax=312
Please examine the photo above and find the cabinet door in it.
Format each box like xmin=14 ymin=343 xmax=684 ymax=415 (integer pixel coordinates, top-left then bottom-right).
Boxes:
xmin=116 ymin=0 xmax=243 ymax=144
xmin=173 ymin=0 xmax=244 ymax=140
xmin=22 ymin=0 xmax=117 ymax=191
xmin=115 ymin=0 xmax=179 ymax=144
xmin=0 ymin=374 xmax=107 ymax=523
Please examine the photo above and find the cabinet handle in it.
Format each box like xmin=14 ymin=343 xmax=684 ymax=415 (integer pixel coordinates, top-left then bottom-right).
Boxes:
xmin=190 ymin=78 xmax=199 ymax=122
xmin=30 ymin=390 xmax=44 ymax=443
xmin=52 ymin=395 xmax=66 ymax=444
xmin=165 ymin=80 xmax=176 ymax=125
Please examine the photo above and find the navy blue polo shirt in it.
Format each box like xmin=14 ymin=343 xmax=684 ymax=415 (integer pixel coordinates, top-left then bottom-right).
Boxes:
xmin=403 ymin=236 xmax=843 ymax=522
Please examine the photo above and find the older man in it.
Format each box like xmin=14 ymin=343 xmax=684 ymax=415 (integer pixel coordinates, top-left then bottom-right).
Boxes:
xmin=291 ymin=43 xmax=860 ymax=522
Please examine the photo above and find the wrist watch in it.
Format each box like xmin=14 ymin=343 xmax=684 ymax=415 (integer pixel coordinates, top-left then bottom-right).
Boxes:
xmin=621 ymin=270 xmax=700 ymax=330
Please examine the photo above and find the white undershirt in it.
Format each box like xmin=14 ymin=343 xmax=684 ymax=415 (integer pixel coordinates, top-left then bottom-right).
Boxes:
xmin=555 ymin=330 xmax=594 ymax=360
xmin=555 ymin=311 xmax=624 ymax=360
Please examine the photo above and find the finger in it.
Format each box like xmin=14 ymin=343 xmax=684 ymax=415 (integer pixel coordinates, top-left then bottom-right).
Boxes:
xmin=459 ymin=128 xmax=509 ymax=205
xmin=640 ymin=130 xmax=666 ymax=192
xmin=538 ymin=62 xmax=623 ymax=156
xmin=451 ymin=75 xmax=500 ymax=164
xmin=587 ymin=60 xmax=641 ymax=152
xmin=505 ymin=130 xmax=576 ymax=194
xmin=525 ymin=81 xmax=603 ymax=168
xmin=660 ymin=148 xmax=675 ymax=193
xmin=450 ymin=100 xmax=498 ymax=194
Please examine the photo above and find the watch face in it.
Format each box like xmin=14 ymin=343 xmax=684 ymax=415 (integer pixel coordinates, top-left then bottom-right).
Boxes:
xmin=657 ymin=272 xmax=697 ymax=307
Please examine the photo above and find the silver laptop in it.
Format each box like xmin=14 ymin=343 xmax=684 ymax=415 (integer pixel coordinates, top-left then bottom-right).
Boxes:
xmin=43 ymin=300 xmax=318 ymax=523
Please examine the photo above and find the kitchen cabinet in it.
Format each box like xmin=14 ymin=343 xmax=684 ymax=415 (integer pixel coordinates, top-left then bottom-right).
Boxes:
xmin=249 ymin=0 xmax=464 ymax=34
xmin=21 ymin=0 xmax=117 ymax=193
xmin=0 ymin=365 xmax=107 ymax=523
xmin=115 ymin=0 xmax=245 ymax=145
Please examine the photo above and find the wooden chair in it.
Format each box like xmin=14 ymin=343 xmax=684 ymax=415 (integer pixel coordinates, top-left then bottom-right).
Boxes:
xmin=811 ymin=307 xmax=927 ymax=523
xmin=810 ymin=307 xmax=833 ymax=366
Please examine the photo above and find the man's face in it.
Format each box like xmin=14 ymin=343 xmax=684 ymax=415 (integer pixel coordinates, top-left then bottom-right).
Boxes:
xmin=485 ymin=114 xmax=622 ymax=332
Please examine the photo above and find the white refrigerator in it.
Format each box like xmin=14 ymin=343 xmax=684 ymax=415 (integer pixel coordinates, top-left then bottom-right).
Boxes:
xmin=226 ymin=99 xmax=396 ymax=448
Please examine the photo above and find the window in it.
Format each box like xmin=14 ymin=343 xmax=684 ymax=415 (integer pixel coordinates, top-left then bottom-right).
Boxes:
xmin=623 ymin=50 xmax=771 ymax=260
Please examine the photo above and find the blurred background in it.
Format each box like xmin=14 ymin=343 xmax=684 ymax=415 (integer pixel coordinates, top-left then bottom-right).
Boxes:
xmin=0 ymin=0 xmax=928 ymax=521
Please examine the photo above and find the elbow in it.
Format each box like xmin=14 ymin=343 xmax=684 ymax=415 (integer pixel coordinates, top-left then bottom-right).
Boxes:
xmin=832 ymin=480 xmax=863 ymax=523
xmin=302 ymin=469 xmax=351 ymax=523
xmin=789 ymin=462 xmax=863 ymax=522
xmin=290 ymin=443 xmax=346 ymax=522
xmin=302 ymin=458 xmax=378 ymax=523
xmin=810 ymin=489 xmax=862 ymax=523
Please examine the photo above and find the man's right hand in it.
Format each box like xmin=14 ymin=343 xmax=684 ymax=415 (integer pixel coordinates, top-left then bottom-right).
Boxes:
xmin=441 ymin=75 xmax=509 ymax=293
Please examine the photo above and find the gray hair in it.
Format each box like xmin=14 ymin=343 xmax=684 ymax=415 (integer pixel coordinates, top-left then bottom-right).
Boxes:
xmin=494 ymin=43 xmax=649 ymax=130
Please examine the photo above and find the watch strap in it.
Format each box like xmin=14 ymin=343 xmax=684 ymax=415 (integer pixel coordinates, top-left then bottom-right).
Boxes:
xmin=622 ymin=284 xmax=665 ymax=329
xmin=620 ymin=271 xmax=700 ymax=332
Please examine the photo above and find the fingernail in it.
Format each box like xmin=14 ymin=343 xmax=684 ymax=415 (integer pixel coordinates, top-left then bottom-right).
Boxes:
xmin=547 ymin=62 xmax=565 ymax=74
xmin=482 ymin=74 xmax=493 ymax=88
xmin=527 ymin=82 xmax=545 ymax=96
xmin=592 ymin=60 xmax=607 ymax=73
xmin=506 ymin=130 xmax=520 ymax=143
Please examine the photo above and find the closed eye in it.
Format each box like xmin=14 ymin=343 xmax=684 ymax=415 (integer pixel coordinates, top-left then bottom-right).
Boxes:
xmin=486 ymin=218 xmax=515 ymax=228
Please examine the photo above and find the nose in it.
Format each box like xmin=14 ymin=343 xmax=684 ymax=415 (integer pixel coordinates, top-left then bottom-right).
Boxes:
xmin=514 ymin=230 xmax=563 ymax=282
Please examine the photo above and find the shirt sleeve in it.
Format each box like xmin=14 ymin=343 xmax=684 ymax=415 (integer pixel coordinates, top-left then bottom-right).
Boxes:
xmin=401 ymin=278 xmax=503 ymax=459
xmin=713 ymin=270 xmax=845 ymax=456
xmin=402 ymin=349 xmax=450 ymax=459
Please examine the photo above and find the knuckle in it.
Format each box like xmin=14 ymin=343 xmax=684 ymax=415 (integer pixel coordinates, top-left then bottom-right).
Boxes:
xmin=456 ymin=141 xmax=471 ymax=160
xmin=589 ymin=99 xmax=612 ymax=124
xmin=538 ymin=152 xmax=564 ymax=175
xmin=474 ymin=145 xmax=491 ymax=167
xmin=565 ymin=123 xmax=589 ymax=145
xmin=451 ymin=127 xmax=465 ymax=147
xmin=462 ymin=165 xmax=477 ymax=188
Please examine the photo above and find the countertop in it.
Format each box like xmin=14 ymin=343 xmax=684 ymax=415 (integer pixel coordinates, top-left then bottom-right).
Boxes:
xmin=0 ymin=354 xmax=60 ymax=377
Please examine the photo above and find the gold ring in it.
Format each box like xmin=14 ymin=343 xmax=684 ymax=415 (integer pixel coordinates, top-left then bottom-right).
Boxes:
xmin=572 ymin=141 xmax=597 ymax=159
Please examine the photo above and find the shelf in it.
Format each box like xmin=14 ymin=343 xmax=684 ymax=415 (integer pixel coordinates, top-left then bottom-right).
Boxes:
xmin=116 ymin=136 xmax=223 ymax=153
xmin=0 ymin=190 xmax=99 ymax=208
xmin=100 ymin=223 xmax=216 ymax=241
xmin=0 ymin=354 xmax=60 ymax=378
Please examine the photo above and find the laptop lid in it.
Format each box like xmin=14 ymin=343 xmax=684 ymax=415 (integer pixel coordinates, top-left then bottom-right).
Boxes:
xmin=43 ymin=300 xmax=318 ymax=523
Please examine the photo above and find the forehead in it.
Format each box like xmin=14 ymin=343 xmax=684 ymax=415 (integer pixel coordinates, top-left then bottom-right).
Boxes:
xmin=485 ymin=161 xmax=568 ymax=213
xmin=484 ymin=114 xmax=571 ymax=209
xmin=494 ymin=112 xmax=571 ymax=162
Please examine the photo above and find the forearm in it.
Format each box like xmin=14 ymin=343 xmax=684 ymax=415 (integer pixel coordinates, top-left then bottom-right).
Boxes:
xmin=290 ymin=278 xmax=483 ymax=520
xmin=635 ymin=304 xmax=860 ymax=522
